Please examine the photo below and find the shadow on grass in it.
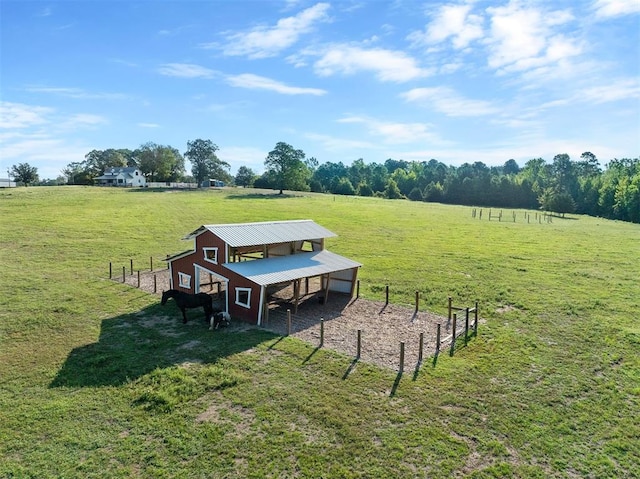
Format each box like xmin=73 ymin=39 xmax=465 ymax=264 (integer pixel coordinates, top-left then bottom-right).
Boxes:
xmin=50 ymin=303 xmax=277 ymax=388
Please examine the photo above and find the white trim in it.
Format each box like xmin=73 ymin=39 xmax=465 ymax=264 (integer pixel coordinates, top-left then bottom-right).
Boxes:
xmin=257 ymin=285 xmax=265 ymax=326
xmin=235 ymin=287 xmax=252 ymax=309
xmin=178 ymin=272 xmax=191 ymax=289
xmin=203 ymin=247 xmax=219 ymax=265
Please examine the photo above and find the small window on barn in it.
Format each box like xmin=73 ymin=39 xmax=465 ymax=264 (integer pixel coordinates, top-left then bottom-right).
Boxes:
xmin=178 ymin=272 xmax=191 ymax=289
xmin=203 ymin=247 xmax=218 ymax=265
xmin=235 ymin=287 xmax=251 ymax=308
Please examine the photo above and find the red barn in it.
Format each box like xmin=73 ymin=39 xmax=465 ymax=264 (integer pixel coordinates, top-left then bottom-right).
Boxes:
xmin=165 ymin=220 xmax=361 ymax=325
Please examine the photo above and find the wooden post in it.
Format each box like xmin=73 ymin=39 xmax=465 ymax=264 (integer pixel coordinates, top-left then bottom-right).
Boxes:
xmin=130 ymin=258 xmax=133 ymax=275
xmin=153 ymin=274 xmax=157 ymax=293
xmin=356 ymin=329 xmax=361 ymax=359
xmin=217 ymin=282 xmax=221 ymax=298
xmin=137 ymin=270 xmax=140 ymax=288
xmin=450 ymin=314 xmax=457 ymax=356
xmin=150 ymin=256 xmax=153 ymax=271
xmin=474 ymin=301 xmax=479 ymax=335
xmin=418 ymin=332 xmax=424 ymax=363
xmin=448 ymin=296 xmax=452 ymax=322
xmin=122 ymin=266 xmax=126 ymax=283
xmin=415 ymin=291 xmax=419 ymax=314
xmin=287 ymin=309 xmax=291 ymax=336
xmin=109 ymin=262 xmax=112 ymax=279
xmin=320 ymin=318 xmax=324 ymax=347
xmin=464 ymin=307 xmax=469 ymax=346
xmin=385 ymin=284 xmax=389 ymax=305
xmin=436 ymin=323 xmax=441 ymax=355
xmin=356 ymin=280 xmax=360 ymax=299
xmin=399 ymin=342 xmax=405 ymax=373
xmin=209 ymin=273 xmax=213 ymax=291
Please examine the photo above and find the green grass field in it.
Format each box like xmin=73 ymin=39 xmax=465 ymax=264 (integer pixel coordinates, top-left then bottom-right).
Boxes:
xmin=1 ymin=186 xmax=638 ymax=478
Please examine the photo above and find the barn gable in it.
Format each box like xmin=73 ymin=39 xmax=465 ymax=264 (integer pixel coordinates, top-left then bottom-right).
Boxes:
xmin=165 ymin=220 xmax=361 ymax=325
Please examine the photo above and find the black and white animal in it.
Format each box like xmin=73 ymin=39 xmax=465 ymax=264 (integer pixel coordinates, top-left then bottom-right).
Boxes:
xmin=210 ymin=311 xmax=231 ymax=330
xmin=161 ymin=289 xmax=214 ymax=324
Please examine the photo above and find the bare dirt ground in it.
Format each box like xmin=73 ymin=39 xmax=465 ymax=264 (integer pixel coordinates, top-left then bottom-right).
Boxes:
xmin=123 ymin=269 xmax=469 ymax=372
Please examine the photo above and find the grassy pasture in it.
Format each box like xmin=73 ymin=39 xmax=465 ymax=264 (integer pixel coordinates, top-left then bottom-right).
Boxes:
xmin=0 ymin=186 xmax=638 ymax=478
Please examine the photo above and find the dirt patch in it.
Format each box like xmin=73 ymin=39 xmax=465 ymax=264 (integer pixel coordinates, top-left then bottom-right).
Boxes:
xmin=119 ymin=270 xmax=476 ymax=371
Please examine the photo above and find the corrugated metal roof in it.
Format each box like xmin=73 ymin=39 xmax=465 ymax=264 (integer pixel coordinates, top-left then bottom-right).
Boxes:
xmin=184 ymin=220 xmax=337 ymax=247
xmin=224 ymin=250 xmax=361 ymax=286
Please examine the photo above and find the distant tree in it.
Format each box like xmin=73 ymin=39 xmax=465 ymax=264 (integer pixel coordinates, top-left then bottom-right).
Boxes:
xmin=356 ymin=182 xmax=373 ymax=197
xmin=137 ymin=142 xmax=185 ymax=182
xmin=84 ymin=149 xmax=128 ymax=177
xmin=408 ymin=187 xmax=423 ymax=201
xmin=62 ymin=161 xmax=93 ymax=185
xmin=333 ymin=177 xmax=355 ymax=195
xmin=10 ymin=163 xmax=39 ymax=186
xmin=264 ymin=142 xmax=309 ymax=194
xmin=423 ymin=181 xmax=444 ymax=202
xmin=577 ymin=152 xmax=601 ymax=177
xmin=539 ymin=187 xmax=576 ymax=216
xmin=384 ymin=178 xmax=403 ymax=199
xmin=185 ymin=139 xmax=230 ymax=186
xmin=503 ymin=159 xmax=520 ymax=175
xmin=235 ymin=166 xmax=257 ymax=187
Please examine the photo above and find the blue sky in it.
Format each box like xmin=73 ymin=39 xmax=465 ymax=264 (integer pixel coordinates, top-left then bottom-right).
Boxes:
xmin=1 ymin=0 xmax=639 ymax=180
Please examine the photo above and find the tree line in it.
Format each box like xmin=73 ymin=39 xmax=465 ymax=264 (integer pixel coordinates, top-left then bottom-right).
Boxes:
xmin=8 ymin=139 xmax=639 ymax=224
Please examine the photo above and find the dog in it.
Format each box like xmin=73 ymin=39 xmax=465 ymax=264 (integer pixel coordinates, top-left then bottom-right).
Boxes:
xmin=209 ymin=311 xmax=231 ymax=330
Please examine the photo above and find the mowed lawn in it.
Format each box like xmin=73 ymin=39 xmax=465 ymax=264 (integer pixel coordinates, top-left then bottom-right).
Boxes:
xmin=0 ymin=186 xmax=638 ymax=478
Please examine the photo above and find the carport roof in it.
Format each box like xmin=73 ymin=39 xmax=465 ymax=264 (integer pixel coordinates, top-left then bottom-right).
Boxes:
xmin=183 ymin=220 xmax=337 ymax=247
xmin=224 ymin=250 xmax=361 ymax=287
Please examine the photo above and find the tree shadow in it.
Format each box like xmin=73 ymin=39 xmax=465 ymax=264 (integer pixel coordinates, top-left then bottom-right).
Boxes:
xmin=49 ymin=303 xmax=277 ymax=388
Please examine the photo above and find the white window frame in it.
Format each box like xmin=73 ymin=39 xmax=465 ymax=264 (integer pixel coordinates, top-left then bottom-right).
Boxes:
xmin=235 ymin=287 xmax=252 ymax=309
xmin=203 ymin=247 xmax=219 ymax=265
xmin=178 ymin=272 xmax=191 ymax=289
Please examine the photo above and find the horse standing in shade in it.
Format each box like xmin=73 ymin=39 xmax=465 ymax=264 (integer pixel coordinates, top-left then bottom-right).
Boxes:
xmin=161 ymin=289 xmax=214 ymax=324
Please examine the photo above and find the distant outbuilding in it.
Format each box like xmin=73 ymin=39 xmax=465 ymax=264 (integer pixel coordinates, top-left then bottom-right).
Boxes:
xmin=165 ymin=220 xmax=361 ymax=324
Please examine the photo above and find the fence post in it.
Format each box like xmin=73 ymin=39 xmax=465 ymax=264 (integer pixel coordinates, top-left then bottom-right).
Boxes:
xmin=320 ymin=318 xmax=324 ymax=347
xmin=474 ymin=302 xmax=479 ymax=335
xmin=450 ymin=314 xmax=457 ymax=356
xmin=448 ymin=296 xmax=452 ymax=322
xmin=122 ymin=266 xmax=126 ymax=283
xmin=399 ymin=342 xmax=405 ymax=373
xmin=154 ymin=274 xmax=157 ymax=293
xmin=356 ymin=280 xmax=360 ymax=299
xmin=130 ymin=259 xmax=133 ymax=275
xmin=418 ymin=332 xmax=424 ymax=363
xmin=357 ymin=329 xmax=361 ymax=359
xmin=415 ymin=291 xmax=419 ymax=314
xmin=109 ymin=262 xmax=112 ymax=279
xmin=150 ymin=256 xmax=153 ymax=271
xmin=464 ymin=307 xmax=469 ymax=346
xmin=287 ymin=309 xmax=291 ymax=336
xmin=385 ymin=285 xmax=389 ymax=306
xmin=436 ymin=323 xmax=441 ymax=355
xmin=137 ymin=270 xmax=140 ymax=288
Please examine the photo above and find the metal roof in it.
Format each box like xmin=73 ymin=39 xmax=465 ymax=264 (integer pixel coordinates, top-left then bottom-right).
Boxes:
xmin=223 ymin=250 xmax=361 ymax=287
xmin=184 ymin=220 xmax=337 ymax=247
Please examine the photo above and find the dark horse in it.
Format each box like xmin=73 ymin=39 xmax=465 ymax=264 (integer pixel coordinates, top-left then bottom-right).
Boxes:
xmin=161 ymin=289 xmax=214 ymax=324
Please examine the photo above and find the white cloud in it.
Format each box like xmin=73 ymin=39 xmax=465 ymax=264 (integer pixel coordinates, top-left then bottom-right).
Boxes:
xmin=215 ymin=2 xmax=330 ymax=59
xmin=0 ymin=102 xmax=52 ymax=129
xmin=408 ymin=4 xmax=484 ymax=49
xmin=226 ymin=74 xmax=327 ymax=95
xmin=337 ymin=116 xmax=446 ymax=145
xmin=310 ymin=44 xmax=431 ymax=82
xmin=593 ymin=0 xmax=640 ymax=18
xmin=401 ymin=87 xmax=498 ymax=117
xmin=25 ymin=86 xmax=129 ymax=100
xmin=304 ymin=132 xmax=378 ymax=151
xmin=485 ymin=2 xmax=581 ymax=73
xmin=580 ymin=78 xmax=640 ymax=103
xmin=157 ymin=63 xmax=217 ymax=79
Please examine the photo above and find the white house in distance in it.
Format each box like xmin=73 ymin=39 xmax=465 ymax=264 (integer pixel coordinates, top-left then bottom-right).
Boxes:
xmin=95 ymin=167 xmax=146 ymax=187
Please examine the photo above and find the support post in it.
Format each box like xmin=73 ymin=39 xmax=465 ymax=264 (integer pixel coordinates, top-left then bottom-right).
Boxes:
xmin=130 ymin=259 xmax=133 ymax=275
xmin=385 ymin=284 xmax=389 ymax=305
xmin=122 ymin=266 xmax=126 ymax=283
xmin=356 ymin=329 xmax=362 ymax=359
xmin=287 ymin=309 xmax=291 ymax=336
xmin=418 ymin=332 xmax=424 ymax=363
xmin=450 ymin=314 xmax=457 ymax=356
xmin=399 ymin=342 xmax=405 ymax=373
xmin=150 ymin=256 xmax=153 ymax=271
xmin=356 ymin=280 xmax=360 ymax=299
xmin=153 ymin=274 xmax=157 ymax=293
xmin=137 ymin=270 xmax=140 ymax=288
xmin=448 ymin=296 xmax=452 ymax=322
xmin=415 ymin=291 xmax=419 ymax=314
xmin=109 ymin=262 xmax=112 ymax=279
xmin=436 ymin=323 xmax=441 ymax=355
xmin=320 ymin=318 xmax=324 ymax=347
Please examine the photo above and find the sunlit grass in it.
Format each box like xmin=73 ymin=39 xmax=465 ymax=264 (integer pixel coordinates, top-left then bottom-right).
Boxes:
xmin=0 ymin=186 xmax=638 ymax=478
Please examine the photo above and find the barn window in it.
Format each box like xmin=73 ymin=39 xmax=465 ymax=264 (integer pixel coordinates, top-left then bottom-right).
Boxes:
xmin=235 ymin=287 xmax=251 ymax=308
xmin=178 ymin=272 xmax=191 ymax=289
xmin=203 ymin=247 xmax=218 ymax=265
